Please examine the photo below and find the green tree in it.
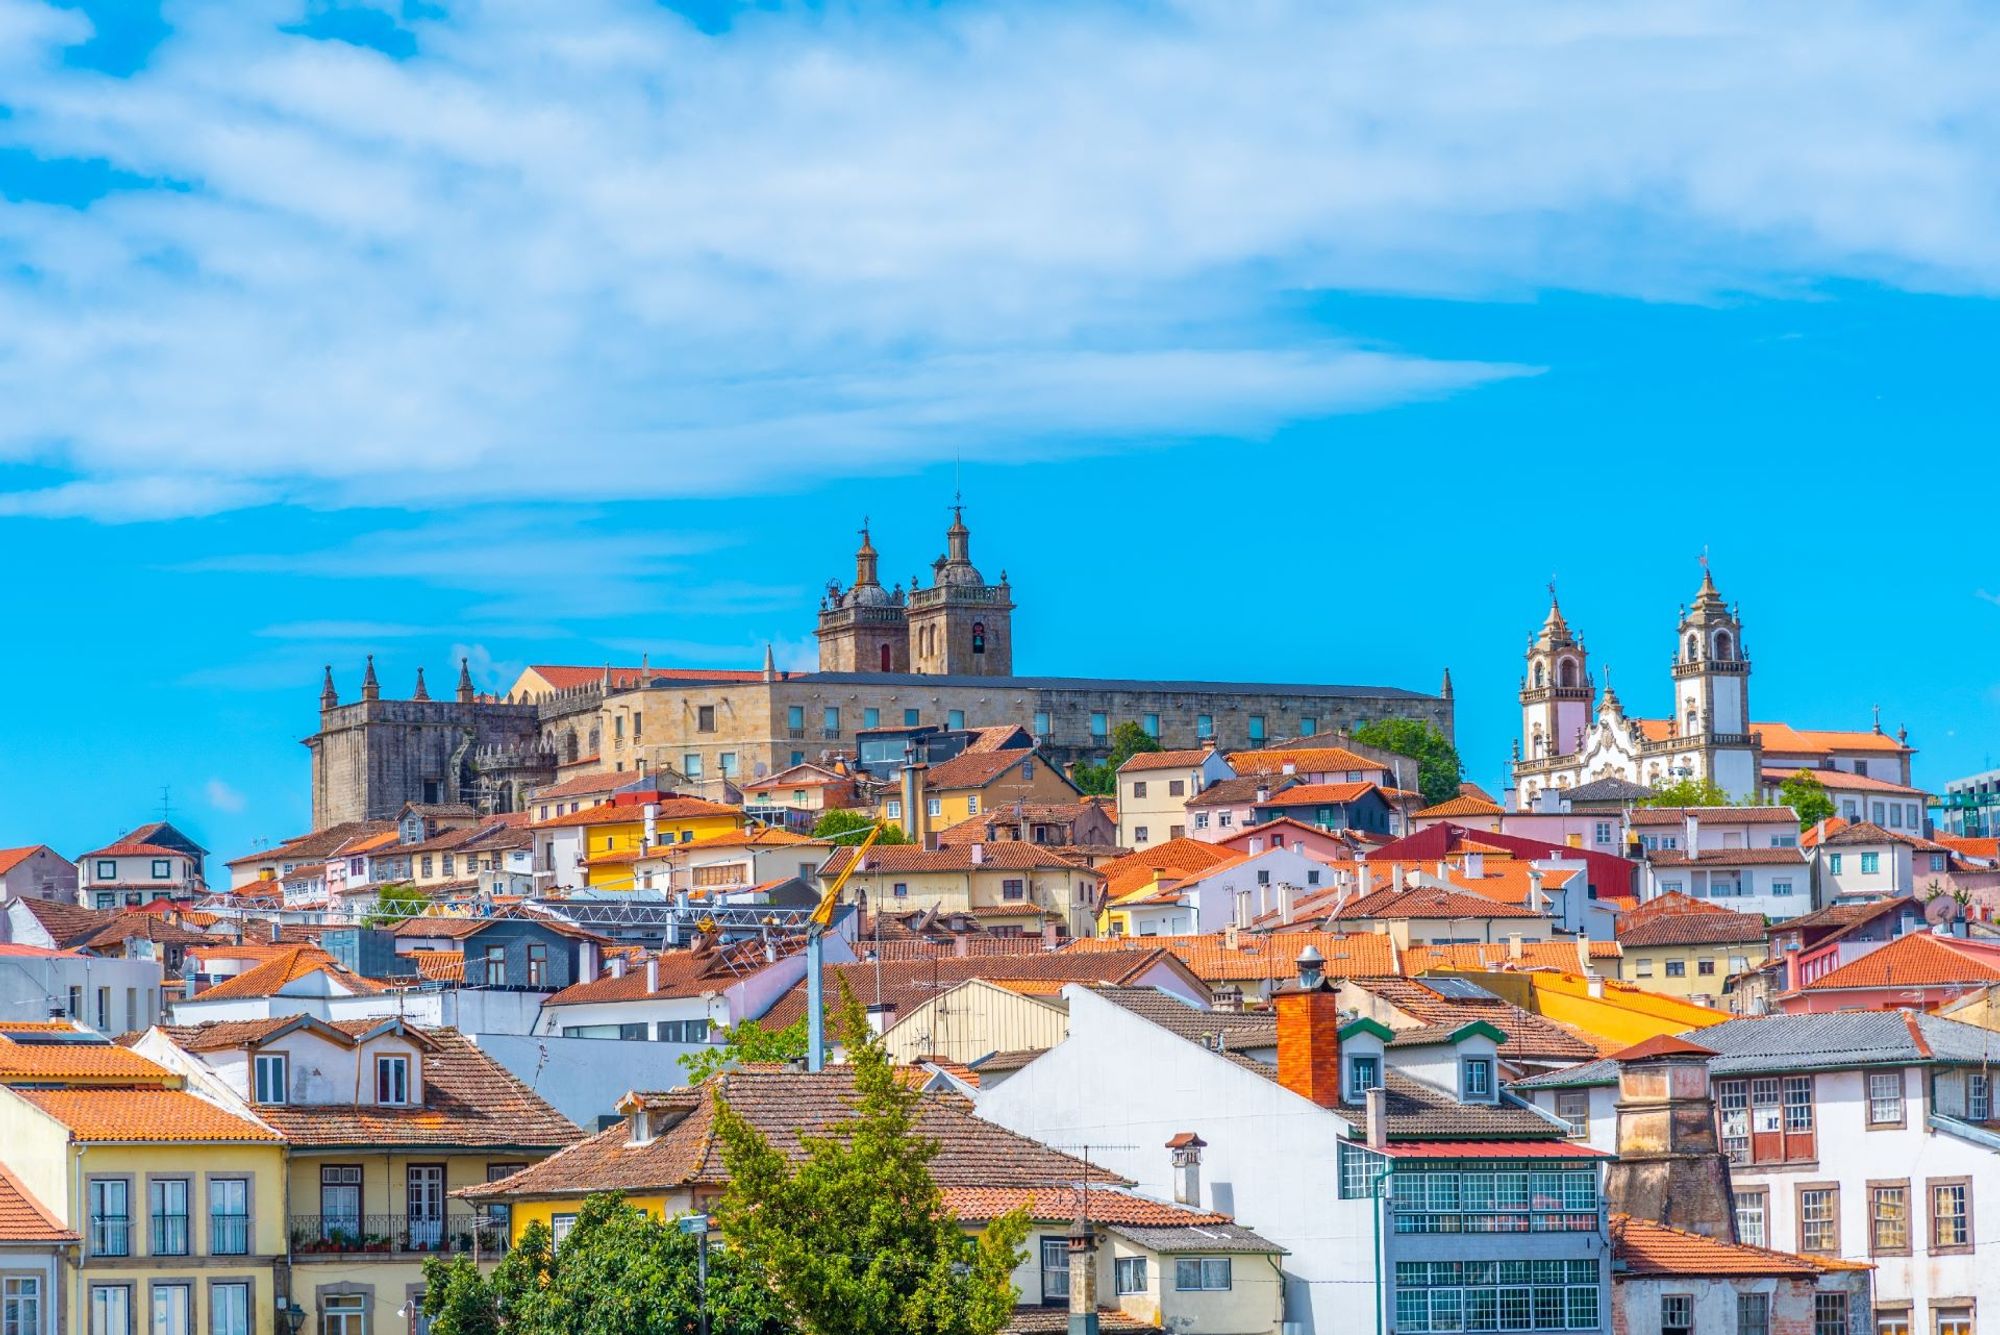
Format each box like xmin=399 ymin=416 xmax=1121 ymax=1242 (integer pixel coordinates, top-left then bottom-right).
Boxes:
xmin=679 ymin=1016 xmax=810 ymax=1084
xmin=714 ymin=992 xmax=1029 ymax=1335
xmin=422 ymin=1198 xmax=787 ymax=1335
xmin=1776 ymin=771 xmax=1836 ymax=829
xmin=1350 ymin=718 xmax=1463 ymax=807
xmin=1071 ymin=720 xmax=1164 ymax=796
xmin=363 ymin=882 xmax=429 ymax=926
xmin=1640 ymin=776 xmax=1734 ymax=808
xmin=811 ymin=809 xmax=911 ymax=845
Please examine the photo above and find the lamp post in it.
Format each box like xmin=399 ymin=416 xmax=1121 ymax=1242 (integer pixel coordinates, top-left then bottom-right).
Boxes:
xmin=678 ymin=1213 xmax=712 ymax=1335
xmin=277 ymin=1299 xmax=306 ymax=1335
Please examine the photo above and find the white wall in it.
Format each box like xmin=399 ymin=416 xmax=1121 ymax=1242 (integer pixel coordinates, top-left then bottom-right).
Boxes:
xmin=0 ymin=950 xmax=162 ymax=1031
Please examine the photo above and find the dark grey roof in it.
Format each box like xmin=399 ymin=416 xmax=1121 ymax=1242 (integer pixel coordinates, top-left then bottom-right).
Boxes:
xmin=1107 ymin=1223 xmax=1285 ymax=1254
xmin=668 ymin=671 xmax=1439 ymax=701
xmin=1565 ymin=779 xmax=1654 ymax=803
xmin=1089 ymin=986 xmax=1278 ymax=1051
xmin=1514 ymin=1012 xmax=2000 ymax=1089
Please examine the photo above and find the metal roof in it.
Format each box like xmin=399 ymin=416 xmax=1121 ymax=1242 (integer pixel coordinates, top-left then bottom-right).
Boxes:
xmin=1514 ymin=1011 xmax=2000 ymax=1088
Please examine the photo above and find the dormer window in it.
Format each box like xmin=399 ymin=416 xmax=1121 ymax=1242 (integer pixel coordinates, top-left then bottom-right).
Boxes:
xmin=376 ymin=1055 xmax=411 ymax=1106
xmin=628 ymin=1111 xmax=654 ymax=1145
xmin=253 ymin=1053 xmax=288 ymax=1105
xmin=1347 ymin=1055 xmax=1380 ymax=1104
xmin=1461 ymin=1058 xmax=1494 ymax=1102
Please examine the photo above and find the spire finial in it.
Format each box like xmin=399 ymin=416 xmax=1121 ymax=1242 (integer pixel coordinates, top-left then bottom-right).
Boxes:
xmin=412 ymin=666 xmax=430 ymax=702
xmin=762 ymin=643 xmax=777 ymax=682
xmin=320 ymin=664 xmax=339 ymax=710
xmin=457 ymin=656 xmax=475 ymax=703
xmin=361 ymin=654 xmax=380 ymax=702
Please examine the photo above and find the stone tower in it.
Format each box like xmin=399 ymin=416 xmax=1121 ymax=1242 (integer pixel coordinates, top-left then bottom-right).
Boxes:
xmin=815 ymin=523 xmax=910 ymax=673
xmin=1601 ymin=1034 xmax=1738 ymax=1241
xmin=1671 ymin=564 xmax=1760 ymax=797
xmin=907 ymin=505 xmax=1013 ymax=677
xmin=1520 ymin=590 xmax=1592 ymax=762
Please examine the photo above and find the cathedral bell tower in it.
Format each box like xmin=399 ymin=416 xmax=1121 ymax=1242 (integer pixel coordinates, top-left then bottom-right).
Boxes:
xmin=1670 ymin=562 xmax=1759 ymax=797
xmin=907 ymin=504 xmax=1013 ymax=677
xmin=1519 ymin=589 xmax=1593 ymax=761
xmin=815 ymin=522 xmax=911 ymax=673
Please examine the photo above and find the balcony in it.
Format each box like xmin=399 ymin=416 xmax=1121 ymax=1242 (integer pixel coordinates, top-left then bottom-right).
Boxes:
xmin=210 ymin=1214 xmax=251 ymax=1256
xmin=289 ymin=1213 xmax=509 ymax=1259
xmin=89 ymin=1215 xmax=131 ymax=1257
xmin=151 ymin=1213 xmax=191 ymax=1256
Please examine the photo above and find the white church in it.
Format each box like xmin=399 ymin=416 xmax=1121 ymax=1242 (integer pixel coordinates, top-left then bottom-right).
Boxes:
xmin=1509 ymin=567 xmax=1914 ymax=809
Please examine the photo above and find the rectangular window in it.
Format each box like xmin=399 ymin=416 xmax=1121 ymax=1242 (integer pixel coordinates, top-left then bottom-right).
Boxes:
xmin=1862 ymin=852 xmax=1881 ymax=874
xmin=1131 ymin=781 xmax=1148 ymax=799
xmin=376 ymin=1055 xmax=411 ymax=1105
xmin=1697 ymin=958 xmax=1716 ymax=976
xmin=1773 ymin=880 xmax=1794 ymax=896
xmin=892 ymin=882 xmax=908 ymax=899
xmin=253 ymin=1053 xmax=287 ymax=1104
xmin=1799 ymin=1186 xmax=1838 ymax=1253
xmin=1869 ymin=1183 xmax=1909 ymax=1254
xmin=151 ymin=859 xmax=171 ymax=879
xmin=1040 ymin=1237 xmax=1069 ymax=1304
xmin=1869 ymin=1071 xmax=1905 ymax=1125
xmin=96 ymin=860 xmax=117 ymax=879
xmin=1299 ymin=716 xmax=1317 ymax=736
xmin=483 ymin=944 xmax=506 ymax=987
xmin=1931 ymin=1179 xmax=1972 ymax=1251
xmin=683 ymin=753 xmax=703 ymax=778
xmin=1174 ymin=1258 xmax=1231 ymax=1292
xmin=1734 ymin=1190 xmax=1766 ymax=1247
xmin=787 ymin=705 xmax=804 ymax=731
xmin=526 ymin=944 xmax=548 ymax=987
xmin=209 ymin=1178 xmax=249 ymax=1256
xmin=1813 ymin=1295 xmax=1847 ymax=1335
xmin=1168 ymin=779 xmax=1185 ymax=797
xmin=1665 ymin=960 xmax=1686 ymax=977
xmin=948 ymin=710 xmax=966 ymax=730
xmin=1114 ymin=1257 xmax=1147 ymax=1295
xmin=320 ymin=1166 xmax=361 ymax=1238
xmin=1738 ymin=1294 xmax=1769 ymax=1335
xmin=1935 ymin=1308 xmax=1973 ymax=1335
xmin=1461 ymin=1058 xmax=1493 ymax=1100
xmin=1876 ymin=1315 xmax=1910 ymax=1335
xmin=865 ymin=707 xmax=881 ymax=729
xmin=1594 ymin=821 xmax=1613 ymax=844
xmin=1001 ymin=879 xmax=1025 ymax=901
xmin=1872 ymin=802 xmax=1887 ymax=825
xmin=1090 ymin=711 xmax=1107 ymax=740
xmin=1142 ymin=713 xmax=1159 ymax=737
xmin=1196 ymin=714 xmax=1214 ymax=739
xmin=89 ymin=1179 xmax=130 ymax=1257
xmin=149 ymin=1284 xmax=189 ymax=1335
xmin=149 ymin=1178 xmax=189 ymax=1256
xmin=818 ymin=706 xmax=838 ymax=734
xmin=904 ymin=708 xmax=920 ymax=727
xmin=886 ymin=800 xmax=902 ymax=820
xmin=551 ymin=1214 xmax=577 ymax=1246
xmin=720 ymin=752 xmax=738 ymax=778
xmin=1932 ymin=853 xmax=1949 ymax=873
xmin=1337 ymin=1142 xmax=1388 ymax=1199
xmin=1348 ymin=1056 xmax=1380 ymax=1101
xmin=1556 ymin=1090 xmax=1590 ymax=1139
xmin=1829 ymin=853 xmax=1843 ymax=874
xmin=1971 ymin=1074 xmax=1991 ymax=1121
xmin=1661 ymin=1294 xmax=1692 ymax=1335
xmin=89 ymin=1287 xmax=130 ymax=1335
xmin=925 ymin=797 xmax=940 ymax=818
xmin=3 ymin=1277 xmax=41 ymax=1335
xmin=1636 ymin=959 xmax=1654 ymax=977
xmin=209 ymin=1283 xmax=248 ymax=1335
xmin=1247 ymin=715 xmax=1265 ymax=743
xmin=697 ymin=706 xmax=715 ymax=732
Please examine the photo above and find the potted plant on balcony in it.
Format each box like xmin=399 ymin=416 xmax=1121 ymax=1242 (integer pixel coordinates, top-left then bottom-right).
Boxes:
xmin=363 ymin=1233 xmax=391 ymax=1253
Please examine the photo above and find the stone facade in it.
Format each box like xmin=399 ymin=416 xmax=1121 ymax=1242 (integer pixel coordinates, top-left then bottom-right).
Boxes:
xmin=306 ymin=515 xmax=1451 ymax=829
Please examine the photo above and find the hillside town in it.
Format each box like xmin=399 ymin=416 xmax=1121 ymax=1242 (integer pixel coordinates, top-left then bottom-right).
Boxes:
xmin=3 ymin=525 xmax=1995 ymax=1335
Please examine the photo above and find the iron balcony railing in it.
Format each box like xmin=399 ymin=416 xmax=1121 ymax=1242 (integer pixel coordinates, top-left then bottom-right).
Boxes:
xmin=210 ymin=1214 xmax=251 ymax=1255
xmin=89 ymin=1216 xmax=131 ymax=1257
xmin=288 ymin=1213 xmax=508 ymax=1258
xmin=151 ymin=1213 xmax=191 ymax=1256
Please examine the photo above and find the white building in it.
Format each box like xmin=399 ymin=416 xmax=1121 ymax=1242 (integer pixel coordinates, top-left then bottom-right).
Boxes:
xmin=1518 ymin=1012 xmax=2000 ymax=1335
xmin=0 ymin=944 xmax=164 ymax=1034
xmin=1809 ymin=820 xmax=1919 ymax=900
xmin=1116 ymin=747 xmax=1234 ymax=848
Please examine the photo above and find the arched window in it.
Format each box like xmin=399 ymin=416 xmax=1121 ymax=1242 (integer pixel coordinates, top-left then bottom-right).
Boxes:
xmin=564 ymin=730 xmax=579 ymax=764
xmin=1684 ymin=706 xmax=1698 ymax=732
xmin=879 ymin=642 xmax=893 ymax=672
xmin=1533 ymin=663 xmax=1546 ymax=688
xmin=1713 ymin=631 xmax=1732 ymax=661
xmin=1686 ymin=633 xmax=1699 ymax=661
xmin=1558 ymin=659 xmax=1577 ymax=688
xmin=972 ymin=621 xmax=986 ymax=655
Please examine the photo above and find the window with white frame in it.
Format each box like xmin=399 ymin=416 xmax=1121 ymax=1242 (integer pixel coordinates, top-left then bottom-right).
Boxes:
xmin=1348 ymin=1055 xmax=1379 ymax=1102
xmin=1934 ymin=1307 xmax=1973 ymax=1335
xmin=88 ymin=1286 xmax=129 ymax=1335
xmin=1734 ymin=1190 xmax=1766 ymax=1247
xmin=1174 ymin=1258 xmax=1231 ymax=1292
xmin=376 ymin=1055 xmax=412 ymax=1105
xmin=1737 ymin=1293 xmax=1769 ymax=1335
xmin=1660 ymin=1294 xmax=1693 ymax=1335
xmin=1970 ymin=1073 xmax=1991 ymax=1121
xmin=1461 ymin=1058 xmax=1492 ymax=1100
xmin=2 ymin=1277 xmax=40 ymax=1335
xmin=1868 ymin=1071 xmax=1905 ymax=1125
xmin=253 ymin=1053 xmax=287 ymax=1104
xmin=551 ymin=1215 xmax=577 ymax=1246
xmin=1114 ymin=1257 xmax=1146 ymax=1295
xmin=1555 ymin=1090 xmax=1589 ymax=1139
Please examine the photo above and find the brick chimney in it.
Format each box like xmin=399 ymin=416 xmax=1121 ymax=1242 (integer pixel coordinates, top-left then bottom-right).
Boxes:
xmin=1275 ymin=945 xmax=1342 ymax=1108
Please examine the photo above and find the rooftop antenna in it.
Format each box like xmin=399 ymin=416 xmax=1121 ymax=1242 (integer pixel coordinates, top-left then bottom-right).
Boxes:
xmin=158 ymin=786 xmax=174 ymax=821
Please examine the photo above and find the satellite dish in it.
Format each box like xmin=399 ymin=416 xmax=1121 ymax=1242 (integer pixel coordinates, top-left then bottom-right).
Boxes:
xmin=1925 ymin=895 xmax=1960 ymax=931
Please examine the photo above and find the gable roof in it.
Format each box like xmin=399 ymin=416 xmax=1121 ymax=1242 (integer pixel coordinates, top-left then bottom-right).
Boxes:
xmin=0 ymin=845 xmax=63 ymax=875
xmin=11 ymin=1087 xmax=279 ymax=1142
xmin=1610 ymin=1214 xmax=1869 ymax=1277
xmin=757 ymin=950 xmax=1196 ymax=1030
xmin=1255 ymin=782 xmax=1384 ymax=807
xmin=543 ymin=938 xmax=777 ymax=1007
xmin=1066 ymin=930 xmax=1400 ymax=983
xmin=1627 ymin=806 xmax=1801 ymax=827
xmin=1819 ymin=819 xmax=1919 ymax=847
xmin=1793 ymin=932 xmax=2000 ymax=992
xmin=1343 ymin=976 xmax=1599 ymax=1064
xmin=0 ymin=1035 xmax=177 ymax=1083
xmin=1116 ymin=749 xmax=1215 ymax=774
xmin=1413 ymin=794 xmax=1505 ymax=820
xmin=1329 ymin=884 xmax=1546 ymax=923
xmin=822 ymin=842 xmax=1092 ymax=879
xmin=1615 ymin=894 xmax=1768 ymax=947
xmin=1226 ymin=747 xmax=1382 ymax=776
xmin=922 ymin=748 xmax=1071 ymax=794
xmin=1516 ymin=1012 xmax=2000 ymax=1088
xmin=7 ymin=898 xmax=118 ymax=948
xmin=0 ymin=1165 xmax=75 ymax=1243
xmin=459 ymin=1067 xmax=1119 ymax=1202
xmin=190 ymin=946 xmax=390 ymax=1001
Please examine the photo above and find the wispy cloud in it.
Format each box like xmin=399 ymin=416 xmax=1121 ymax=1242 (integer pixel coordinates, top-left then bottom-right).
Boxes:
xmin=0 ymin=1 xmax=1995 ymax=520
xmin=204 ymin=777 xmax=246 ymax=814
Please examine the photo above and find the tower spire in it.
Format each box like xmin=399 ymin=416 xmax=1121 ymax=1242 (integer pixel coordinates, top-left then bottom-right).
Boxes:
xmin=361 ymin=654 xmax=380 ymax=702
xmin=320 ymin=665 xmax=339 ymax=711
xmin=412 ymin=667 xmax=430 ymax=701
xmin=456 ymin=657 xmax=475 ymax=703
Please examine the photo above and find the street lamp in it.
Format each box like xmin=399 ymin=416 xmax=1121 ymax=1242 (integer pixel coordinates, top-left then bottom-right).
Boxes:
xmin=678 ymin=1213 xmax=713 ymax=1335
xmin=277 ymin=1300 xmax=306 ymax=1335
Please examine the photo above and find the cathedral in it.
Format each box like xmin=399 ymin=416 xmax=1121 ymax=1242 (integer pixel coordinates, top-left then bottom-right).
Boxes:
xmin=1509 ymin=567 xmax=1911 ymax=808
xmin=813 ymin=507 xmax=1014 ymax=675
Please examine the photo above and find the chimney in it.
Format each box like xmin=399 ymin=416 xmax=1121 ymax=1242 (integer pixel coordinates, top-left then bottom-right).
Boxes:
xmin=1527 ymin=869 xmax=1545 ymax=914
xmin=1575 ymin=935 xmax=1591 ymax=973
xmin=1358 ymin=862 xmax=1373 ymax=896
xmin=953 ymin=933 xmax=970 ymax=959
xmin=866 ymin=1002 xmax=897 ymax=1036
xmin=1279 ymin=883 xmax=1295 ymax=925
xmin=970 ymin=843 xmax=985 ymax=866
xmin=1365 ymin=1086 xmax=1388 ymax=1150
xmin=1603 ymin=1035 xmax=1735 ymax=1240
xmin=644 ymin=803 xmax=660 ymax=848
xmin=1224 ymin=922 xmax=1240 ymax=951
xmin=1041 ymin=919 xmax=1059 ymax=949
xmin=1066 ymin=1216 xmax=1100 ymax=1333
xmin=1166 ymin=1133 xmax=1206 ymax=1206
xmin=1587 ymin=973 xmax=1605 ymax=998
xmin=644 ymin=956 xmax=659 ymax=994
xmin=268 ymin=919 xmax=281 ymax=945
xmin=901 ymin=761 xmax=930 ymax=846
xmin=1463 ymin=852 xmax=1484 ymax=879
xmin=1255 ymin=784 xmax=1271 ymax=804
xmin=1275 ymin=946 xmax=1341 ymax=1108
xmin=609 ymin=956 xmax=627 ymax=979
xmin=1507 ymin=933 xmax=1524 ymax=961
xmin=1685 ymin=812 xmax=1701 ymax=852
xmin=1281 ymin=761 xmax=1296 ymax=775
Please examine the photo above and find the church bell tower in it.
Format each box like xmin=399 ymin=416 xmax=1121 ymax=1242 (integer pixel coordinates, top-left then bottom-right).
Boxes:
xmin=815 ymin=522 xmax=911 ymax=673
xmin=1670 ymin=562 xmax=1759 ymax=798
xmin=907 ymin=504 xmax=1014 ymax=677
xmin=1519 ymin=589 xmax=1593 ymax=761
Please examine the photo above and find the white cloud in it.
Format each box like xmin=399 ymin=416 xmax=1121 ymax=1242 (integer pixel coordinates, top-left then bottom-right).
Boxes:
xmin=204 ymin=777 xmax=246 ymax=814
xmin=0 ymin=0 xmax=1994 ymax=518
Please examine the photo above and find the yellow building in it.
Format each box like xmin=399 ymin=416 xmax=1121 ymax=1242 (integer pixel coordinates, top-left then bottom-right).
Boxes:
xmin=876 ymin=741 xmax=1081 ymax=843
xmin=532 ymin=798 xmax=746 ymax=891
xmin=820 ymin=842 xmax=1098 ymax=935
xmin=1455 ymin=969 xmax=1729 ymax=1053
xmin=0 ymin=1078 xmax=287 ymax=1335
xmin=134 ymin=1017 xmax=580 ymax=1335
xmin=1611 ymin=896 xmax=1770 ymax=1006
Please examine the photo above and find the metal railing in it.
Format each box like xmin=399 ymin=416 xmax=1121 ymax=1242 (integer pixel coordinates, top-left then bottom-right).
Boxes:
xmin=210 ymin=1214 xmax=251 ymax=1255
xmin=151 ymin=1213 xmax=191 ymax=1256
xmin=89 ymin=1216 xmax=131 ymax=1257
xmin=288 ymin=1213 xmax=508 ymax=1258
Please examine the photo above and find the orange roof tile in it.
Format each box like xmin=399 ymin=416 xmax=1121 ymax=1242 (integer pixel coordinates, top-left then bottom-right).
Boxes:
xmin=12 ymin=1088 xmax=280 ymax=1142
xmin=1413 ymin=794 xmax=1506 ymax=819
xmin=1116 ymin=749 xmax=1215 ymax=774
xmin=0 ymin=845 xmax=62 ymax=875
xmin=1794 ymin=932 xmax=2000 ymax=992
xmin=1611 ymin=1214 xmax=1870 ymax=1276
xmin=1227 ymin=747 xmax=1382 ymax=776
xmin=193 ymin=946 xmax=390 ymax=1001
xmin=0 ymin=1038 xmax=177 ymax=1084
xmin=0 ymin=1165 xmax=75 ymax=1243
xmin=1065 ymin=929 xmax=1398 ymax=982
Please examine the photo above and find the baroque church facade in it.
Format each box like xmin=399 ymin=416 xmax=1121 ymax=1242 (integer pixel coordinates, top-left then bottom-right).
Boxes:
xmin=307 ymin=507 xmax=1455 ymax=828
xmin=1509 ymin=568 xmax=1911 ymax=808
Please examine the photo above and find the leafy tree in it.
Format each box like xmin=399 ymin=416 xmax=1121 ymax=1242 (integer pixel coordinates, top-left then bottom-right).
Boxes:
xmin=679 ymin=1016 xmax=810 ymax=1084
xmin=1071 ymin=720 xmax=1164 ymax=796
xmin=1640 ymin=776 xmax=1735 ymax=808
xmin=422 ymin=1198 xmax=786 ymax=1335
xmin=1351 ymin=718 xmax=1463 ymax=807
xmin=714 ymin=991 xmax=1029 ymax=1335
xmin=811 ymin=809 xmax=910 ymax=845
xmin=1776 ymin=771 xmax=1836 ymax=829
xmin=363 ymin=881 xmax=429 ymax=927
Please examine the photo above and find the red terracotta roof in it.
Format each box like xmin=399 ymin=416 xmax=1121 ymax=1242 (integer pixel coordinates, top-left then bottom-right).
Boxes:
xmin=1226 ymin=747 xmax=1382 ymax=776
xmin=13 ymin=1088 xmax=280 ymax=1142
xmin=757 ymin=951 xmax=1186 ymax=1030
xmin=0 ymin=845 xmax=62 ymax=875
xmin=921 ymin=748 xmax=1056 ymax=792
xmin=1611 ymin=1214 xmax=1871 ymax=1276
xmin=1116 ymin=749 xmax=1214 ymax=774
xmin=1794 ymin=932 xmax=2000 ymax=992
xmin=1608 ymin=1034 xmax=1719 ymax=1062
xmin=1256 ymin=782 xmax=1381 ymax=806
xmin=192 ymin=947 xmax=389 ymax=1000
xmin=1413 ymin=794 xmax=1505 ymax=819
xmin=0 ymin=1164 xmax=75 ymax=1242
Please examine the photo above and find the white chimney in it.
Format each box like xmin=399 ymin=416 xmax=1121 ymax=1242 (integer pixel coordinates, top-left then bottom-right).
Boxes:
xmin=1358 ymin=862 xmax=1374 ymax=896
xmin=1168 ymin=1133 xmax=1206 ymax=1205
xmin=1528 ymin=869 xmax=1546 ymax=914
xmin=1587 ymin=973 xmax=1605 ymax=998
xmin=1281 ymin=762 xmax=1297 ymax=776
xmin=1685 ymin=812 xmax=1701 ymax=852
xmin=1365 ymin=1087 xmax=1388 ymax=1150
xmin=1225 ymin=922 xmax=1240 ymax=951
xmin=645 ymin=956 xmax=659 ymax=994
xmin=1463 ymin=853 xmax=1484 ymax=879
xmin=1507 ymin=933 xmax=1524 ymax=961
xmin=1279 ymin=883 xmax=1296 ymax=925
xmin=609 ymin=955 xmax=627 ymax=979
xmin=970 ymin=843 xmax=985 ymax=866
xmin=866 ymin=1003 xmax=897 ymax=1036
xmin=644 ymin=802 xmax=660 ymax=848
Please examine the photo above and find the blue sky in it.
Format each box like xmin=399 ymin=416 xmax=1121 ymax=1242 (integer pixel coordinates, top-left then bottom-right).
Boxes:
xmin=2 ymin=0 xmax=1998 ymax=862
